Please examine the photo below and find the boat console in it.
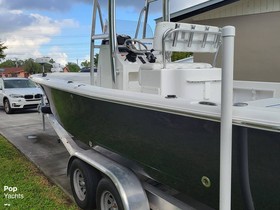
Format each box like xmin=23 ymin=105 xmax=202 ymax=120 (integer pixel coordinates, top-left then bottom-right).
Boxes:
xmin=97 ymin=21 xmax=224 ymax=104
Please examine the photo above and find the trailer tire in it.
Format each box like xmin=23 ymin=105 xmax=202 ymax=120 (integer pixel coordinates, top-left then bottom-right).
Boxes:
xmin=97 ymin=178 xmax=124 ymax=210
xmin=69 ymin=159 xmax=100 ymax=210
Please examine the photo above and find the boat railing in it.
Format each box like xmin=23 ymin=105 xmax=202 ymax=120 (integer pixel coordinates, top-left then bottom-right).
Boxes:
xmin=91 ymin=0 xmax=106 ymax=84
xmin=135 ymin=5 xmax=148 ymax=39
xmin=91 ymin=34 xmax=109 ymax=49
xmin=91 ymin=1 xmax=105 ymax=41
xmin=134 ymin=0 xmax=159 ymax=39
xmin=153 ymin=22 xmax=222 ymax=68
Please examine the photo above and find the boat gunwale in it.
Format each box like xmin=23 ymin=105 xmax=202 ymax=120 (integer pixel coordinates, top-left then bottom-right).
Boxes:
xmin=30 ymin=74 xmax=280 ymax=133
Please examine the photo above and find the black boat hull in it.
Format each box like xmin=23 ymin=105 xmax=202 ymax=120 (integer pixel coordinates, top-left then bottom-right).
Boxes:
xmin=46 ymin=87 xmax=280 ymax=209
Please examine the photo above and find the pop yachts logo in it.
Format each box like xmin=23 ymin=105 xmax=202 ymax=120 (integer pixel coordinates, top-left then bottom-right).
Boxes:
xmin=3 ymin=186 xmax=24 ymax=199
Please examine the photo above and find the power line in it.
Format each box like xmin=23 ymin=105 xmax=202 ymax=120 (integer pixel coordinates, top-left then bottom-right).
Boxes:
xmin=6 ymin=42 xmax=90 ymax=47
xmin=4 ymin=34 xmax=90 ymax=39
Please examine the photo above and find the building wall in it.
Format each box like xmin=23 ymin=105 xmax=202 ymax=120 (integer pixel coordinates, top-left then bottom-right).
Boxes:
xmin=181 ymin=4 xmax=280 ymax=82
xmin=190 ymin=0 xmax=280 ymax=21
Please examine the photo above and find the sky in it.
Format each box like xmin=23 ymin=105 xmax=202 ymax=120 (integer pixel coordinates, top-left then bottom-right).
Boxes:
xmin=0 ymin=0 xmax=208 ymax=66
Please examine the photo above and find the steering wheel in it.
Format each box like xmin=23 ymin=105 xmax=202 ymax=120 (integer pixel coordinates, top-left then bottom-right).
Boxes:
xmin=124 ymin=39 xmax=148 ymax=54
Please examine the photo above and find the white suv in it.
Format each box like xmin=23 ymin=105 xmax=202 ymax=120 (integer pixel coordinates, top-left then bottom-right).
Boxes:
xmin=0 ymin=77 xmax=44 ymax=114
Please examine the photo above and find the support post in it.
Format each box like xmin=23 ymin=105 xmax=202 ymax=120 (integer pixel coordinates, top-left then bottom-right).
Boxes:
xmin=90 ymin=0 xmax=98 ymax=85
xmin=108 ymin=0 xmax=117 ymax=83
xmin=220 ymin=26 xmax=235 ymax=210
xmin=162 ymin=0 xmax=170 ymax=22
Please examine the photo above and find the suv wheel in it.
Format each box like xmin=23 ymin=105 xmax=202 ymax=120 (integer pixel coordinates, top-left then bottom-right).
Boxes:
xmin=4 ymin=99 xmax=13 ymax=114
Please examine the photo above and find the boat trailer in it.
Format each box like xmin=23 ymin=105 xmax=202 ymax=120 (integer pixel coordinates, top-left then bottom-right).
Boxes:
xmin=47 ymin=114 xmax=210 ymax=210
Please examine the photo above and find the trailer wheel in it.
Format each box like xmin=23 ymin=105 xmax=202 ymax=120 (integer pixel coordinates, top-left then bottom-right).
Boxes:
xmin=97 ymin=178 xmax=124 ymax=210
xmin=69 ymin=159 xmax=100 ymax=210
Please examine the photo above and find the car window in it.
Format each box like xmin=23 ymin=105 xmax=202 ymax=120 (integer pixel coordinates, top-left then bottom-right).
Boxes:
xmin=3 ymin=79 xmax=37 ymax=89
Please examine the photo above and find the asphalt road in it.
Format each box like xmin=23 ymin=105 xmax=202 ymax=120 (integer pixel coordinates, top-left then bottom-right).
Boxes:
xmin=0 ymin=107 xmax=72 ymax=198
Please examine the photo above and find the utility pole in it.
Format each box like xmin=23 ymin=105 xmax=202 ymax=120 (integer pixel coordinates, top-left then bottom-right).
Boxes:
xmin=14 ymin=58 xmax=18 ymax=68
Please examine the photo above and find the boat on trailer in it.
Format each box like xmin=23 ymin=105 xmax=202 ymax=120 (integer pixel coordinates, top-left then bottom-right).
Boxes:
xmin=31 ymin=0 xmax=280 ymax=209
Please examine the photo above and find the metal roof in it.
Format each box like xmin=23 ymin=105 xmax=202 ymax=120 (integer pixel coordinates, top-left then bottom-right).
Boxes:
xmin=169 ymin=0 xmax=238 ymax=22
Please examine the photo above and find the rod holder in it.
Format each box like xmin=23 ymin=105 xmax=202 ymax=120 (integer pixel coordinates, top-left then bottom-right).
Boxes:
xmin=219 ymin=25 xmax=235 ymax=210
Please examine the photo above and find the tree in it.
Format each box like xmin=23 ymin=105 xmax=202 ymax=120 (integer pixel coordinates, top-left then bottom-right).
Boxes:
xmin=44 ymin=63 xmax=54 ymax=73
xmin=0 ymin=59 xmax=16 ymax=68
xmin=66 ymin=62 xmax=80 ymax=72
xmin=0 ymin=41 xmax=7 ymax=61
xmin=171 ymin=52 xmax=193 ymax=62
xmin=81 ymin=60 xmax=90 ymax=68
xmin=0 ymin=59 xmax=25 ymax=68
xmin=23 ymin=58 xmax=42 ymax=74
xmin=15 ymin=59 xmax=24 ymax=67
xmin=94 ymin=53 xmax=99 ymax=67
xmin=49 ymin=58 xmax=55 ymax=64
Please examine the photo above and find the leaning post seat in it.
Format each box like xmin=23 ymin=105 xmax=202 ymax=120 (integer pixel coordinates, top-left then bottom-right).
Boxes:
xmin=139 ymin=22 xmax=223 ymax=103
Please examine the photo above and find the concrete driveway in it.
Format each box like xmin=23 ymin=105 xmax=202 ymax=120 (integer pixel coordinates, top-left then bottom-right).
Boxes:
xmin=0 ymin=107 xmax=72 ymax=198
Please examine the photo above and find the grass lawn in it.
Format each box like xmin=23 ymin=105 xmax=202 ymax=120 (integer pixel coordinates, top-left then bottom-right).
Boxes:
xmin=0 ymin=135 xmax=79 ymax=210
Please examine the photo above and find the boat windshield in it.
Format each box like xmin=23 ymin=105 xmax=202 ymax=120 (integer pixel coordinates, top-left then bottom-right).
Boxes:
xmin=116 ymin=20 xmax=153 ymax=39
xmin=4 ymin=79 xmax=37 ymax=89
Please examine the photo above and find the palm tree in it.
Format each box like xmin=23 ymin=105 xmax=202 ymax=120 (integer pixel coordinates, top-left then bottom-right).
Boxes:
xmin=0 ymin=41 xmax=7 ymax=61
